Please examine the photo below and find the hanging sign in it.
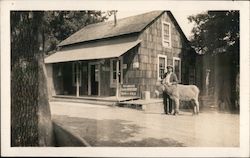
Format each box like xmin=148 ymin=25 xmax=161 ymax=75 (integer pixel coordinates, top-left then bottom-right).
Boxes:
xmin=133 ymin=62 xmax=139 ymax=69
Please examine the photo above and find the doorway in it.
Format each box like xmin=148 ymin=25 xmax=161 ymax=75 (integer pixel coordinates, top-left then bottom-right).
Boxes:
xmin=88 ymin=62 xmax=100 ymax=96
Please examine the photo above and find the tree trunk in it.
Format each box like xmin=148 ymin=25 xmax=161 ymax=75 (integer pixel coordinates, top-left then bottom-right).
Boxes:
xmin=11 ymin=56 xmax=54 ymax=146
xmin=37 ymin=54 xmax=55 ymax=146
xmin=11 ymin=12 xmax=54 ymax=146
xmin=216 ymin=54 xmax=233 ymax=111
xmin=11 ymin=59 xmax=39 ymax=146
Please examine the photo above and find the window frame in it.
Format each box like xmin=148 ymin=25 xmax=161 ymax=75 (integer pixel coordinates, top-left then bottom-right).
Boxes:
xmin=162 ymin=21 xmax=171 ymax=48
xmin=110 ymin=57 xmax=123 ymax=87
xmin=173 ymin=57 xmax=181 ymax=82
xmin=157 ymin=54 xmax=167 ymax=80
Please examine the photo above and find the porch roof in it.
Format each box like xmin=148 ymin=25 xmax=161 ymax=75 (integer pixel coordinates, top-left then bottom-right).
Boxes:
xmin=44 ymin=37 xmax=141 ymax=64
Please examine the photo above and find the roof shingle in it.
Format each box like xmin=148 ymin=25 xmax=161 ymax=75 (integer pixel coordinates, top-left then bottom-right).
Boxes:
xmin=58 ymin=11 xmax=163 ymax=46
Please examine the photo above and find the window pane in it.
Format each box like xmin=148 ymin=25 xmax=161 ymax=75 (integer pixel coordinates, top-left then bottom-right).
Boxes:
xmin=174 ymin=59 xmax=181 ymax=80
xmin=160 ymin=69 xmax=164 ymax=79
xmin=112 ymin=60 xmax=116 ymax=80
xmin=159 ymin=57 xmax=165 ymax=68
xmin=113 ymin=60 xmax=116 ymax=71
xmin=72 ymin=63 xmax=76 ymax=85
xmin=163 ymin=23 xmax=170 ymax=43
xmin=164 ymin=35 xmax=169 ymax=39
xmin=164 ymin=27 xmax=169 ymax=34
xmin=95 ymin=66 xmax=99 ymax=82
xmin=159 ymin=57 xmax=166 ymax=79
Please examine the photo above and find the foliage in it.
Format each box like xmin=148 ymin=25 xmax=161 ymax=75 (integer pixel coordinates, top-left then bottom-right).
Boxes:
xmin=11 ymin=12 xmax=43 ymax=63
xmin=188 ymin=11 xmax=240 ymax=111
xmin=188 ymin=11 xmax=239 ymax=55
xmin=11 ymin=11 xmax=110 ymax=63
xmin=43 ymin=11 xmax=109 ymax=52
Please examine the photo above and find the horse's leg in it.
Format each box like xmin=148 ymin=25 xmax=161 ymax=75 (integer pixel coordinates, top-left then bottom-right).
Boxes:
xmin=195 ymin=99 xmax=199 ymax=115
xmin=190 ymin=100 xmax=196 ymax=115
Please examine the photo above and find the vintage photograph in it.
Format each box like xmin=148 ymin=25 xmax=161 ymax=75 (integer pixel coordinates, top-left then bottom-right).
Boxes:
xmin=2 ymin=0 xmax=249 ymax=156
xmin=10 ymin=9 xmax=240 ymax=148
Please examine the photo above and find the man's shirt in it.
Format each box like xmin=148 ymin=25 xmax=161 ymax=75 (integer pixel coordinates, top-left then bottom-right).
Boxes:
xmin=165 ymin=72 xmax=172 ymax=84
xmin=162 ymin=72 xmax=178 ymax=85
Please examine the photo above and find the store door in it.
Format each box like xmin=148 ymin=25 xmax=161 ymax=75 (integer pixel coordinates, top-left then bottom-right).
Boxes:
xmin=88 ymin=63 xmax=100 ymax=96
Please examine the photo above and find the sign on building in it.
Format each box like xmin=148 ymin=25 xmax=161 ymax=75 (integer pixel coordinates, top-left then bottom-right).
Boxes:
xmin=120 ymin=84 xmax=137 ymax=96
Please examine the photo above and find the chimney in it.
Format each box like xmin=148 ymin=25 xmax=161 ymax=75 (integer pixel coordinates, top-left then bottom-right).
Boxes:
xmin=112 ymin=10 xmax=117 ymax=26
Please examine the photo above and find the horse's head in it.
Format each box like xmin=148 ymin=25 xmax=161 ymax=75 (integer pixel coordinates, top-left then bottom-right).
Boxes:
xmin=155 ymin=84 xmax=166 ymax=96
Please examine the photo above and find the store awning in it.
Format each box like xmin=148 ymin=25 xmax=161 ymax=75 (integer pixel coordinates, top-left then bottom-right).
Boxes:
xmin=44 ymin=37 xmax=141 ymax=64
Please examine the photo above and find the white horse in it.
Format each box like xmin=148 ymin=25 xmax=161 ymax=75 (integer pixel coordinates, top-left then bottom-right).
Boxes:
xmin=156 ymin=84 xmax=200 ymax=115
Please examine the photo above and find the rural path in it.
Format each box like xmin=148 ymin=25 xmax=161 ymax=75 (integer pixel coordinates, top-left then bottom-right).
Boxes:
xmin=50 ymin=101 xmax=239 ymax=147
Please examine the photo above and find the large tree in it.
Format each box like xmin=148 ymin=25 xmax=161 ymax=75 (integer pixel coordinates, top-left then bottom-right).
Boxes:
xmin=188 ymin=11 xmax=239 ymax=111
xmin=188 ymin=11 xmax=239 ymax=55
xmin=11 ymin=11 xmax=109 ymax=146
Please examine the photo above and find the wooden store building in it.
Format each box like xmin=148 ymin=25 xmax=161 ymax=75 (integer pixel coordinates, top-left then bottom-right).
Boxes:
xmin=44 ymin=11 xmax=197 ymax=101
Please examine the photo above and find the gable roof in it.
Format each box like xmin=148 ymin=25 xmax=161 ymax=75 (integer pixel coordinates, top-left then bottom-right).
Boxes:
xmin=58 ymin=11 xmax=163 ymax=47
xmin=167 ymin=11 xmax=189 ymax=44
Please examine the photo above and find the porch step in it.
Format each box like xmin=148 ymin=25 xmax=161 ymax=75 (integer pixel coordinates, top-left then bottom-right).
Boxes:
xmin=51 ymin=95 xmax=140 ymax=106
xmin=118 ymin=99 xmax=164 ymax=113
xmin=51 ymin=97 xmax=116 ymax=106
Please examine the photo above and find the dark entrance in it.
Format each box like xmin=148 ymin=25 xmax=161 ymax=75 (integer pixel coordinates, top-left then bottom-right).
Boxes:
xmin=90 ymin=64 xmax=99 ymax=95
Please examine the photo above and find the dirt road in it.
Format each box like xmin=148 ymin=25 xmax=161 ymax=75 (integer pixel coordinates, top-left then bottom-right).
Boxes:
xmin=50 ymin=101 xmax=239 ymax=147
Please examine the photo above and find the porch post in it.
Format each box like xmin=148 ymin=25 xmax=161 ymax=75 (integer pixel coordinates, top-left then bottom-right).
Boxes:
xmin=116 ymin=59 xmax=119 ymax=98
xmin=76 ymin=62 xmax=80 ymax=97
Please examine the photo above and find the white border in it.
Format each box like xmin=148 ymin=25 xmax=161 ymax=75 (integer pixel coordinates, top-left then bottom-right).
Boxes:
xmin=1 ymin=0 xmax=249 ymax=157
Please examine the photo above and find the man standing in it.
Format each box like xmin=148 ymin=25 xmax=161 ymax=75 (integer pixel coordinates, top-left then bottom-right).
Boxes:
xmin=162 ymin=65 xmax=178 ymax=115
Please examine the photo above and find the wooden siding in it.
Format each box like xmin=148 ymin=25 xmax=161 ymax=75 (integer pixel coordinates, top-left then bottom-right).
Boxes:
xmin=136 ymin=11 xmax=192 ymax=98
xmin=122 ymin=47 xmax=140 ymax=96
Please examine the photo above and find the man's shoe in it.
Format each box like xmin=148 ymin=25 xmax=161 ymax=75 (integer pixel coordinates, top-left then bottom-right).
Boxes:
xmin=173 ymin=111 xmax=179 ymax=115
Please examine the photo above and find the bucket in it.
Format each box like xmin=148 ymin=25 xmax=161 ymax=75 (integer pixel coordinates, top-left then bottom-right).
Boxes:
xmin=142 ymin=91 xmax=150 ymax=100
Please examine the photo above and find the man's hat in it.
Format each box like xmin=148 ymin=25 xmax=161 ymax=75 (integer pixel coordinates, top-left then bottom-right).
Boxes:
xmin=166 ymin=65 xmax=173 ymax=69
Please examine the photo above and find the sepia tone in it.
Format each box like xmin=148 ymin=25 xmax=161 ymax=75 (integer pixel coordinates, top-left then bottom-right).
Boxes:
xmin=10 ymin=10 xmax=239 ymax=148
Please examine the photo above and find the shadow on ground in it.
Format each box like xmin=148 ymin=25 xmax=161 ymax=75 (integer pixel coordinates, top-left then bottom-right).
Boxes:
xmin=52 ymin=115 xmax=184 ymax=147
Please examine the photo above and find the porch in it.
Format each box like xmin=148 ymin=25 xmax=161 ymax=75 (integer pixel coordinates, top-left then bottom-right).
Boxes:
xmin=51 ymin=95 xmax=140 ymax=105
xmin=50 ymin=95 xmax=164 ymax=114
xmin=45 ymin=36 xmax=141 ymax=100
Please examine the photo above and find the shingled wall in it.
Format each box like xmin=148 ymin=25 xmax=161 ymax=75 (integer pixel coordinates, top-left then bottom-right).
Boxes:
xmin=133 ymin=11 xmax=190 ymax=98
